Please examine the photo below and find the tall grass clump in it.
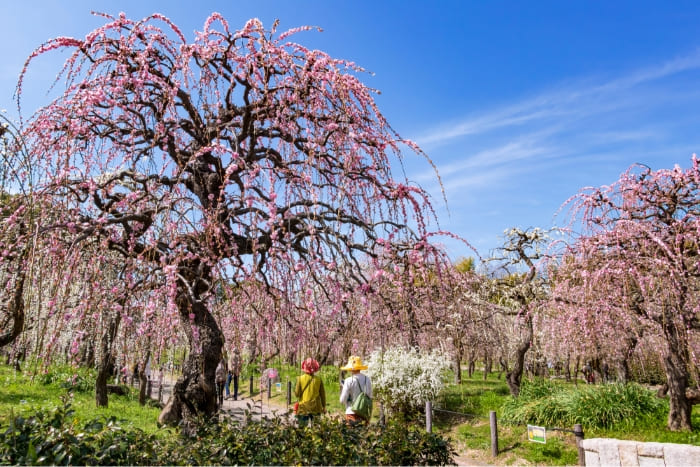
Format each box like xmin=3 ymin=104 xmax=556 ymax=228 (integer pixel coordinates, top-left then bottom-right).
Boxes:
xmin=568 ymin=382 xmax=666 ymax=428
xmin=501 ymin=379 xmax=665 ymax=429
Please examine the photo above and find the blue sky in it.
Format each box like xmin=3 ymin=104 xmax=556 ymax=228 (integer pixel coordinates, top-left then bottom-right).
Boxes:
xmin=3 ymin=1 xmax=700 ymax=260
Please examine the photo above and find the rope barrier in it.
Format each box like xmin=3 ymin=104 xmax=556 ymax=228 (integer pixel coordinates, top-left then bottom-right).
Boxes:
xmin=431 ymin=409 xmax=584 ymax=436
xmin=547 ymin=426 xmax=578 ymax=434
xmin=430 ymin=408 xmax=584 ymax=434
xmin=508 ymin=421 xmax=584 ymax=435
xmin=431 ymin=407 xmax=481 ymax=418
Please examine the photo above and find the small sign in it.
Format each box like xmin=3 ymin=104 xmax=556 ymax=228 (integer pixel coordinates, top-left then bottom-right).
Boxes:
xmin=527 ymin=425 xmax=546 ymax=443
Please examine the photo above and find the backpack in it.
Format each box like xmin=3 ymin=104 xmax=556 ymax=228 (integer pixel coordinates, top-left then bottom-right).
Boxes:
xmin=215 ymin=362 xmax=226 ymax=383
xmin=350 ymin=376 xmax=372 ymax=420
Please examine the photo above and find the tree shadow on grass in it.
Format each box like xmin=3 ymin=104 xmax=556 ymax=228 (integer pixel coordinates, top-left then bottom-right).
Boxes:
xmin=498 ymin=441 xmax=522 ymax=454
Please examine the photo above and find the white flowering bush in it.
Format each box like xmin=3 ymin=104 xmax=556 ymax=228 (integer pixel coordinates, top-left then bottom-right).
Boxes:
xmin=365 ymin=346 xmax=451 ymax=416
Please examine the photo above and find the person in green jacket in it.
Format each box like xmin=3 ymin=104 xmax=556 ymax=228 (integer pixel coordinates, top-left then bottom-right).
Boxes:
xmin=294 ymin=357 xmax=326 ymax=426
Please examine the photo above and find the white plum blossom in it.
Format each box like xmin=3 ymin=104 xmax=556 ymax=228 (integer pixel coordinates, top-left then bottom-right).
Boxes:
xmin=365 ymin=346 xmax=451 ymax=414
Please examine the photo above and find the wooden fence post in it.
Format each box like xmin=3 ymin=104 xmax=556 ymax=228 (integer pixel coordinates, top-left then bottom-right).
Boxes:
xmin=267 ymin=377 xmax=272 ymax=399
xmin=249 ymin=375 xmax=254 ymax=396
xmin=490 ymin=410 xmax=498 ymax=457
xmin=425 ymin=401 xmax=432 ymax=433
xmin=287 ymin=380 xmax=292 ymax=406
xmin=574 ymin=423 xmax=585 ymax=466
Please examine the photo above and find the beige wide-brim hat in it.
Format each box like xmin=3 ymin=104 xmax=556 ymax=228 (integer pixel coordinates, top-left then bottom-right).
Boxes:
xmin=341 ymin=355 xmax=368 ymax=371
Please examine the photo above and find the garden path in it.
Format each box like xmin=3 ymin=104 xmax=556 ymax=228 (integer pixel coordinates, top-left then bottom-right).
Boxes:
xmin=154 ymin=374 xmax=285 ymax=423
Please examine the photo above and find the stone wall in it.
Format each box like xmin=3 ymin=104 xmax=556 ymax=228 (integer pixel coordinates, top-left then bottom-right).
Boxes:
xmin=581 ymin=438 xmax=700 ymax=466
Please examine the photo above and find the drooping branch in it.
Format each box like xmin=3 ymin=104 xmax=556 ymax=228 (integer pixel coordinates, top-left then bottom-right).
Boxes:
xmin=18 ymin=12 xmax=455 ymax=424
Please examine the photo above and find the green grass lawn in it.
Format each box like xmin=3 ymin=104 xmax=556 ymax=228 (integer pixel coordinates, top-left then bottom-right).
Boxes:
xmin=245 ymin=362 xmax=700 ymax=465
xmin=433 ymin=372 xmax=700 ymax=466
xmin=0 ymin=363 xmax=162 ymax=435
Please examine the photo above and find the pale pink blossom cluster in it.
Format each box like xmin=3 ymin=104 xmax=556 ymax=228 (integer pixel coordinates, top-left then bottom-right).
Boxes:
xmin=6 ymin=11 xmax=461 ymax=395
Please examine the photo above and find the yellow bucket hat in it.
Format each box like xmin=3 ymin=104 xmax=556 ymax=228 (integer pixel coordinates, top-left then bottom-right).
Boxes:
xmin=341 ymin=355 xmax=368 ymax=371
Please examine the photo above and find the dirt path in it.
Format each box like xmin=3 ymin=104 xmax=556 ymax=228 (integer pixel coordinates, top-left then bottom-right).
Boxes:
xmin=153 ymin=375 xmax=286 ymax=422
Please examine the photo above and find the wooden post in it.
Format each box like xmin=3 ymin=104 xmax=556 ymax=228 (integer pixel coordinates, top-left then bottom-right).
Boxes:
xmin=489 ymin=410 xmax=498 ymax=457
xmin=574 ymin=423 xmax=585 ymax=466
xmin=249 ymin=375 xmax=254 ymax=396
xmin=267 ymin=377 xmax=272 ymax=399
xmin=425 ymin=401 xmax=432 ymax=433
xmin=286 ymin=380 xmax=292 ymax=406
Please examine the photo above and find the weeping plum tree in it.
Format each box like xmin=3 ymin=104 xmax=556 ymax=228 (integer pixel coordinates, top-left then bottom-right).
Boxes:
xmin=0 ymin=114 xmax=35 ymax=349
xmin=555 ymin=159 xmax=700 ymax=431
xmin=18 ymin=13 xmax=447 ymax=424
xmin=0 ymin=192 xmax=29 ymax=348
xmin=546 ymin=250 xmax=649 ymax=384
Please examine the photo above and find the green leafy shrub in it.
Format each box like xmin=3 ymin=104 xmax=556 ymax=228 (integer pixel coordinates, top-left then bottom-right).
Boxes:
xmin=170 ymin=412 xmax=454 ymax=466
xmin=1 ymin=397 xmax=454 ymax=465
xmin=628 ymin=358 xmax=667 ymax=385
xmin=502 ymin=380 xmax=665 ymax=429
xmin=0 ymin=395 xmax=159 ymax=465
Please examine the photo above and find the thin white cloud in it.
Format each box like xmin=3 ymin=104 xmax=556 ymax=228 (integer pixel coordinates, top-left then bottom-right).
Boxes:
xmin=416 ymin=96 xmax=569 ymax=146
xmin=410 ymin=50 xmax=700 ymax=213
xmin=417 ymin=50 xmax=700 ymax=148
xmin=411 ymin=48 xmax=700 ymax=260
xmin=433 ymin=128 xmax=564 ymax=179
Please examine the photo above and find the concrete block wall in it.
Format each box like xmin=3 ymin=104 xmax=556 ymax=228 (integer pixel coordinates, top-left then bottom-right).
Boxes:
xmin=581 ymin=438 xmax=700 ymax=466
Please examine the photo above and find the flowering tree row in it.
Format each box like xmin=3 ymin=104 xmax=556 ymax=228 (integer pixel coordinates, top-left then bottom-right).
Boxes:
xmin=4 ymin=12 xmax=454 ymax=424
xmin=1 ymin=11 xmax=698 ymax=433
xmin=550 ymin=159 xmax=700 ymax=431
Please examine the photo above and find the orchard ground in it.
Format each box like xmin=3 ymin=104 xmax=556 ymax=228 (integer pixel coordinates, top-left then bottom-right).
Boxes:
xmin=151 ymin=366 xmax=700 ymax=466
xmin=2 ymin=362 xmax=699 ymax=465
xmin=155 ymin=372 xmax=489 ymax=466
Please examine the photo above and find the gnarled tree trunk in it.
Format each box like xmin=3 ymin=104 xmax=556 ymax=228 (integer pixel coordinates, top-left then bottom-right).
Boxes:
xmin=468 ymin=349 xmax=476 ymax=378
xmin=662 ymin=318 xmax=692 ymax=431
xmin=96 ymin=310 xmax=121 ymax=407
xmin=506 ymin=314 xmax=532 ymax=397
xmin=139 ymin=349 xmax=152 ymax=406
xmin=616 ymin=334 xmax=638 ymax=384
xmin=0 ymin=237 xmax=29 ymax=348
xmin=159 ymin=283 xmax=224 ymax=428
xmin=483 ymin=349 xmax=492 ymax=380
xmin=453 ymin=341 xmax=463 ymax=384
